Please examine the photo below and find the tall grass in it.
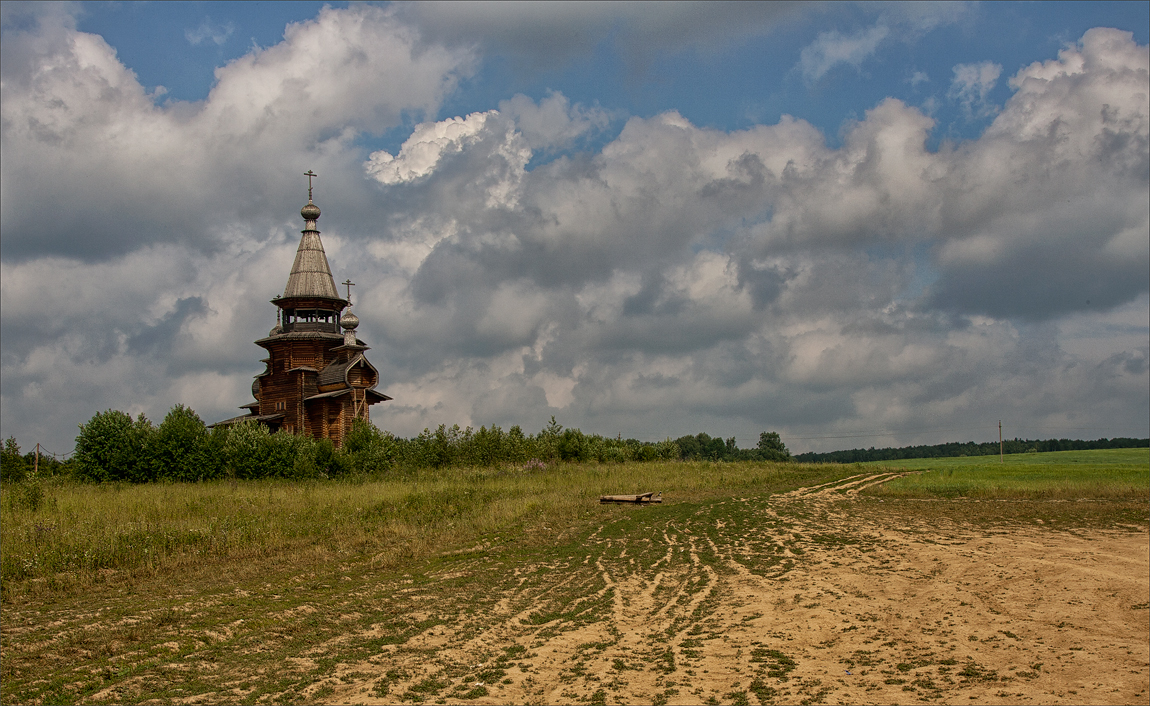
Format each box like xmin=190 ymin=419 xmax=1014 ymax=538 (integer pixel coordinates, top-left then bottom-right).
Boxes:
xmin=9 ymin=449 xmax=1143 ymax=596
xmin=0 ymin=460 xmax=832 ymax=595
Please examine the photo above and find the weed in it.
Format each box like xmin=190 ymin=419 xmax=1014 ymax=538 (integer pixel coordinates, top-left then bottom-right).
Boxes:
xmin=402 ymin=675 xmax=449 ymax=702
xmin=750 ymin=677 xmax=778 ymax=703
xmin=313 ymin=684 xmax=335 ymax=699
xmin=958 ymin=662 xmax=998 ymax=682
xmin=652 ymin=648 xmax=676 ymax=674
xmin=751 ymin=648 xmax=796 ymax=681
xmin=3 ymin=479 xmax=47 ymax=514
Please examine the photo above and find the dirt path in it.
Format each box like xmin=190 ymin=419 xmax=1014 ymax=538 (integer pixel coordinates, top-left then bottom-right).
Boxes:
xmin=308 ymin=477 xmax=1150 ymax=705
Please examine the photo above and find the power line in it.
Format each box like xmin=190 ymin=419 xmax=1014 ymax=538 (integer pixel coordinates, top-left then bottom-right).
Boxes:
xmin=26 ymin=444 xmax=72 ymax=460
xmin=779 ymin=426 xmax=992 ymax=441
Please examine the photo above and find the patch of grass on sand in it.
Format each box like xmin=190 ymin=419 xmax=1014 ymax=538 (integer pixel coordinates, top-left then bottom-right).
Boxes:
xmin=858 ymin=448 xmax=1148 ymax=500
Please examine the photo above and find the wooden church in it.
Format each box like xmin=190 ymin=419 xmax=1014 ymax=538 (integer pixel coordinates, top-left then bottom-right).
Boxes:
xmin=213 ymin=175 xmax=391 ymax=446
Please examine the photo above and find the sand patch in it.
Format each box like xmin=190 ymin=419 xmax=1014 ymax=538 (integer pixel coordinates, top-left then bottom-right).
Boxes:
xmin=325 ymin=476 xmax=1149 ymax=704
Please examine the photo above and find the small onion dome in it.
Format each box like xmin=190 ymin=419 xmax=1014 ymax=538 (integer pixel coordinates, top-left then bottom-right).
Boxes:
xmin=301 ymin=201 xmax=321 ymax=221
xmin=340 ymin=310 xmax=360 ymax=330
xmin=269 ymin=324 xmax=283 ymax=336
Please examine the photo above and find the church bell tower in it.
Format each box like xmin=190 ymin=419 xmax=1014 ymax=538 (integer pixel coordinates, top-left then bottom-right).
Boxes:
xmin=214 ymin=171 xmax=391 ymax=446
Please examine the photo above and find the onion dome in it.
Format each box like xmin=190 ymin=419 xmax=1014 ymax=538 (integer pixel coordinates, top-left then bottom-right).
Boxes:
xmin=301 ymin=200 xmax=321 ymax=221
xmin=269 ymin=324 xmax=283 ymax=336
xmin=340 ymin=310 xmax=360 ymax=330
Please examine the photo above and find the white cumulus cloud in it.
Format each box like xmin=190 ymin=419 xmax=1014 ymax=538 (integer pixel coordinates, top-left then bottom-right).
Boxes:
xmin=1 ymin=10 xmax=1146 ymax=455
xmin=948 ymin=60 xmax=1002 ymax=118
xmin=185 ymin=17 xmax=234 ymax=47
xmin=799 ymin=24 xmax=890 ymax=83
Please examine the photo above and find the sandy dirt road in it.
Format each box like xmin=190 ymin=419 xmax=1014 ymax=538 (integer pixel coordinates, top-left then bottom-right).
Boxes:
xmin=301 ymin=474 xmax=1150 ymax=705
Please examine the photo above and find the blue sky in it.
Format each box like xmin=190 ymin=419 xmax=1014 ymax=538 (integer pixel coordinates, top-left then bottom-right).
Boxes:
xmin=74 ymin=1 xmax=1147 ymax=150
xmin=2 ymin=1 xmax=1148 ymax=454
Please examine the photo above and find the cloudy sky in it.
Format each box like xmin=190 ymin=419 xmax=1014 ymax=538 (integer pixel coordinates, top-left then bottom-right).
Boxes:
xmin=2 ymin=1 xmax=1147 ymax=455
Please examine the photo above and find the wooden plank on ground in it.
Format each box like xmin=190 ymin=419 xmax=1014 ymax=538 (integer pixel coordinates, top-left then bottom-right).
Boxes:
xmin=599 ymin=492 xmax=662 ymax=504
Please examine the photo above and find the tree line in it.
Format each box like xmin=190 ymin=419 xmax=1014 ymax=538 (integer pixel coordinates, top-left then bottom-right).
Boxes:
xmin=11 ymin=404 xmax=1141 ymax=484
xmin=0 ymin=406 xmax=792 ymax=484
xmin=793 ymin=436 xmax=1149 ymax=464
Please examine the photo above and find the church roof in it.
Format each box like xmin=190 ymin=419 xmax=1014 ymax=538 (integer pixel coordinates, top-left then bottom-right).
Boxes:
xmin=305 ymin=388 xmax=393 ymax=403
xmin=317 ymin=353 xmax=378 ymax=388
xmin=283 ymin=229 xmax=340 ymax=299
xmin=282 ymin=197 xmax=342 ymax=300
xmin=208 ymin=411 xmax=285 ymax=428
xmin=254 ymin=330 xmax=345 ymax=345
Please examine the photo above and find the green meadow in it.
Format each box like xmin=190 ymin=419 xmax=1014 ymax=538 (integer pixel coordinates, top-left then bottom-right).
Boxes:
xmin=3 ymin=449 xmax=1146 ymax=596
xmin=0 ymin=460 xmax=850 ymax=597
xmin=860 ymin=447 xmax=1149 ymax=500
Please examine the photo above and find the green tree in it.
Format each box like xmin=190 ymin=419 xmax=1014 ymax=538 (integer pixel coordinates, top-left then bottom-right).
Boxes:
xmin=558 ymin=428 xmax=587 ymax=461
xmin=343 ymin=418 xmax=399 ymax=474
xmin=2 ymin=437 xmax=28 ymax=483
xmin=654 ymin=438 xmax=681 ymax=461
xmin=74 ymin=410 xmax=156 ymax=483
xmin=505 ymin=425 xmax=528 ymax=463
xmin=756 ymin=431 xmax=791 ymax=462
xmin=221 ymin=419 xmax=275 ymax=479
xmin=151 ymin=405 xmax=217 ymax=481
xmin=674 ymin=433 xmax=728 ymax=461
xmin=538 ymin=416 xmax=563 ymax=460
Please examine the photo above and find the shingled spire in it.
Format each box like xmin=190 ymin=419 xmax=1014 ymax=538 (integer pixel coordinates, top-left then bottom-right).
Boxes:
xmin=283 ymin=188 xmax=340 ymax=300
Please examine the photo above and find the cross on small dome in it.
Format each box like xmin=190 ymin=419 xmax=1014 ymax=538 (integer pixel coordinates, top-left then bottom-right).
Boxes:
xmin=301 ymin=170 xmax=321 ymax=220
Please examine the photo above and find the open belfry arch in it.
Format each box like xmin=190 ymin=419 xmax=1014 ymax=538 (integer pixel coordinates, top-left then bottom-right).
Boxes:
xmin=213 ymin=171 xmax=391 ymax=446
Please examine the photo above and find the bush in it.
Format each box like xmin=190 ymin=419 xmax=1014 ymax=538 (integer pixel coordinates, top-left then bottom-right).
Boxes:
xmin=220 ymin=421 xmax=302 ymax=479
xmin=74 ymin=410 xmax=156 ymax=483
xmin=2 ymin=437 xmax=28 ymax=483
xmin=3 ymin=478 xmax=45 ymax=513
xmin=151 ymin=405 xmax=219 ymax=481
xmin=654 ymin=439 xmax=682 ymax=461
xmin=294 ymin=437 xmax=348 ymax=479
xmin=675 ymin=433 xmax=729 ymax=461
xmin=558 ymin=429 xmax=587 ymax=462
xmin=68 ymin=404 xmax=794 ymax=483
xmin=601 ymin=445 xmax=627 ymax=463
xmin=343 ymin=417 xmax=396 ymax=475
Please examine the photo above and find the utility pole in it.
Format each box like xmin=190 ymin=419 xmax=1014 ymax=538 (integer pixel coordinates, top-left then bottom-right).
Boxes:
xmin=34 ymin=443 xmax=39 ymax=475
xmin=999 ymin=421 xmax=1003 ymax=463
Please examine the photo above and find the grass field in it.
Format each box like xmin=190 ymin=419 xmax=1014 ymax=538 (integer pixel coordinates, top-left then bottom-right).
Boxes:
xmin=859 ymin=447 xmax=1149 ymax=500
xmin=1 ymin=452 xmax=1147 ymax=705
xmin=1 ymin=461 xmax=852 ymax=596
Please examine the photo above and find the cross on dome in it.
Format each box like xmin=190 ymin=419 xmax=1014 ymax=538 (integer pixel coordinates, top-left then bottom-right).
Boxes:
xmin=304 ymin=169 xmax=318 ymax=201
